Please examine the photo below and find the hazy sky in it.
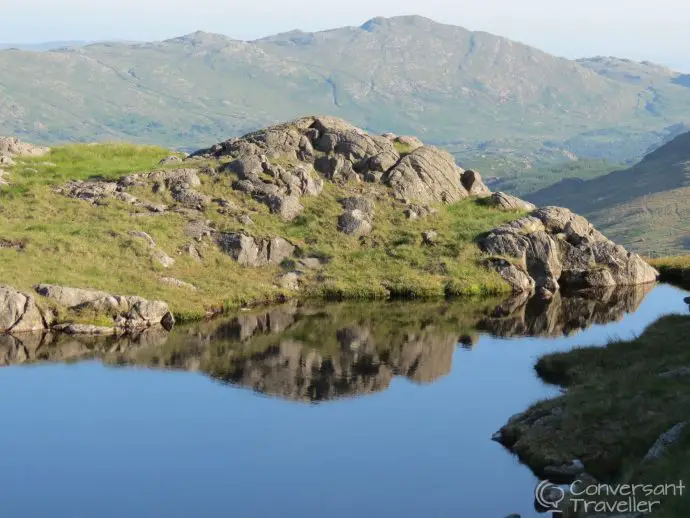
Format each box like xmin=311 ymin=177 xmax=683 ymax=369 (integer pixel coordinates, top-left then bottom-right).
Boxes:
xmin=2 ymin=0 xmax=688 ymax=70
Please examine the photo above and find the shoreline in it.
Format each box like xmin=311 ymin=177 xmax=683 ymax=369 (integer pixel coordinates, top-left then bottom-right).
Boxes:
xmin=493 ymin=278 xmax=690 ymax=517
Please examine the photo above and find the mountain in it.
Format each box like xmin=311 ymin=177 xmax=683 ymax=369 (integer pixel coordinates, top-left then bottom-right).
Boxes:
xmin=526 ymin=131 xmax=690 ymax=255
xmin=1 ymin=15 xmax=690 ymax=184
xmin=0 ymin=41 xmax=90 ymax=51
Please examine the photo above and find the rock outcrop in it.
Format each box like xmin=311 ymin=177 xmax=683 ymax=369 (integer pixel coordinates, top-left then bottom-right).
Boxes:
xmin=479 ymin=207 xmax=658 ymax=294
xmin=0 ymin=285 xmax=51 ymax=333
xmin=384 ymin=146 xmax=469 ymax=203
xmin=0 ymin=137 xmax=50 ymax=158
xmin=480 ymin=191 xmax=536 ymax=211
xmin=34 ymin=284 xmax=174 ymax=331
xmin=193 ymin=115 xmax=489 ymax=205
xmin=58 ymin=167 xmax=211 ymax=214
xmin=0 ymin=137 xmax=50 ymax=186
xmin=337 ymin=196 xmax=375 ymax=236
xmin=216 ymin=233 xmax=295 ymax=267
xmin=223 ymin=156 xmax=322 ymax=221
xmin=461 ymin=170 xmax=491 ymax=197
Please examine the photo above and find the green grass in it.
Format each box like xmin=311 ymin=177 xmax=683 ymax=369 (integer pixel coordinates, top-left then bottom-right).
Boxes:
xmin=502 ymin=315 xmax=690 ymax=517
xmin=649 ymin=256 xmax=690 ymax=288
xmin=393 ymin=141 xmax=415 ymax=156
xmin=0 ymin=143 xmax=524 ymax=322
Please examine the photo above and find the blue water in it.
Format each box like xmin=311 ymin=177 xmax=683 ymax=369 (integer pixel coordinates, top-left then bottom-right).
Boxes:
xmin=1 ymin=284 xmax=688 ymax=518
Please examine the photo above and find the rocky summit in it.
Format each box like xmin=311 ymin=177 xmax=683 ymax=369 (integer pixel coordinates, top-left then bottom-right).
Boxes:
xmin=0 ymin=115 xmax=660 ymax=334
xmin=193 ymin=115 xmax=474 ymax=208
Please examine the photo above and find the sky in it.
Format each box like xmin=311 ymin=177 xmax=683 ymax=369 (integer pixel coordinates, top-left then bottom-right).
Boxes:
xmin=1 ymin=0 xmax=688 ymax=71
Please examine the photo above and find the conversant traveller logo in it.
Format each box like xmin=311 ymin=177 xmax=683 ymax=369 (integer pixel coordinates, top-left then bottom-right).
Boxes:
xmin=535 ymin=479 xmax=686 ymax=514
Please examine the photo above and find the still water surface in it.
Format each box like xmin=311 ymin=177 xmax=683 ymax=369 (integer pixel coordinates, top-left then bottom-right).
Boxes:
xmin=1 ymin=284 xmax=688 ymax=518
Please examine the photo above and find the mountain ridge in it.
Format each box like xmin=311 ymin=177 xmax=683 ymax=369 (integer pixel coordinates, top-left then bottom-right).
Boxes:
xmin=526 ymin=131 xmax=690 ymax=255
xmin=2 ymin=15 xmax=689 ymax=184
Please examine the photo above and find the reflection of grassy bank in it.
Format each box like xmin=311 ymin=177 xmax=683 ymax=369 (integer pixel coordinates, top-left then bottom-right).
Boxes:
xmin=500 ymin=315 xmax=690 ymax=517
xmin=649 ymin=256 xmax=690 ymax=289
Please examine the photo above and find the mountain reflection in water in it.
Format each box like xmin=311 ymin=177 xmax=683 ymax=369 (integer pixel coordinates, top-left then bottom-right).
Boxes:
xmin=0 ymin=284 xmax=654 ymax=401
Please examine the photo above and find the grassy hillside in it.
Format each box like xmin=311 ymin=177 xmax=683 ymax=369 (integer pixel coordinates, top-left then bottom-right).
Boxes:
xmin=527 ymin=131 xmax=690 ymax=256
xmin=2 ymin=15 xmax=690 ymax=188
xmin=0 ymin=143 xmax=520 ymax=321
xmin=502 ymin=314 xmax=690 ymax=517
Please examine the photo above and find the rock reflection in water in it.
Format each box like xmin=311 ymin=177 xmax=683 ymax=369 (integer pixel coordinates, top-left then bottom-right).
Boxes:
xmin=478 ymin=284 xmax=654 ymax=338
xmin=0 ymin=285 xmax=654 ymax=401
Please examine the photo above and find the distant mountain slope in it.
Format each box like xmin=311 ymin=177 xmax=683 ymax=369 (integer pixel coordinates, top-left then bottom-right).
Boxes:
xmin=0 ymin=41 xmax=90 ymax=51
xmin=1 ymin=15 xmax=690 ymax=176
xmin=526 ymin=131 xmax=690 ymax=255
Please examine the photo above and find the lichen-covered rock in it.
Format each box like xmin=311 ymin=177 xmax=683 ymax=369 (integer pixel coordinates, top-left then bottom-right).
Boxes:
xmin=338 ymin=209 xmax=373 ymax=237
xmin=194 ymin=116 xmax=469 ymax=205
xmin=0 ymin=285 xmax=48 ymax=333
xmin=159 ymin=155 xmax=183 ymax=165
xmin=393 ymin=135 xmax=424 ymax=151
xmin=643 ymin=422 xmax=688 ymax=462
xmin=34 ymin=284 xmax=174 ymax=331
xmin=266 ymin=194 xmax=304 ymax=221
xmin=278 ymin=272 xmax=300 ymax=291
xmin=422 ymin=230 xmax=438 ymax=245
xmin=34 ymin=284 xmax=110 ymax=307
xmin=314 ymin=153 xmax=359 ymax=183
xmin=461 ymin=170 xmax=491 ymax=197
xmin=486 ymin=259 xmax=536 ymax=293
xmin=58 ymin=168 xmax=209 ymax=213
xmin=384 ymin=146 xmax=468 ymax=203
xmin=404 ymin=204 xmax=438 ymax=220
xmin=53 ymin=323 xmax=119 ymax=335
xmin=223 ymin=157 xmax=322 ymax=216
xmin=0 ymin=137 xmax=50 ymax=158
xmin=479 ymin=207 xmax=658 ymax=293
xmin=217 ymin=233 xmax=295 ymax=267
xmin=340 ymin=196 xmax=374 ymax=216
xmin=481 ymin=191 xmax=536 ymax=211
xmin=160 ymin=277 xmax=198 ymax=291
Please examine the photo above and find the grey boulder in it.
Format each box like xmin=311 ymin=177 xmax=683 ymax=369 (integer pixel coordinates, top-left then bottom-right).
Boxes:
xmin=217 ymin=233 xmax=295 ymax=267
xmin=480 ymin=207 xmax=658 ymax=293
xmin=481 ymin=192 xmax=536 ymax=211
xmin=0 ymin=285 xmax=49 ymax=333
xmin=384 ymin=146 xmax=468 ymax=204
